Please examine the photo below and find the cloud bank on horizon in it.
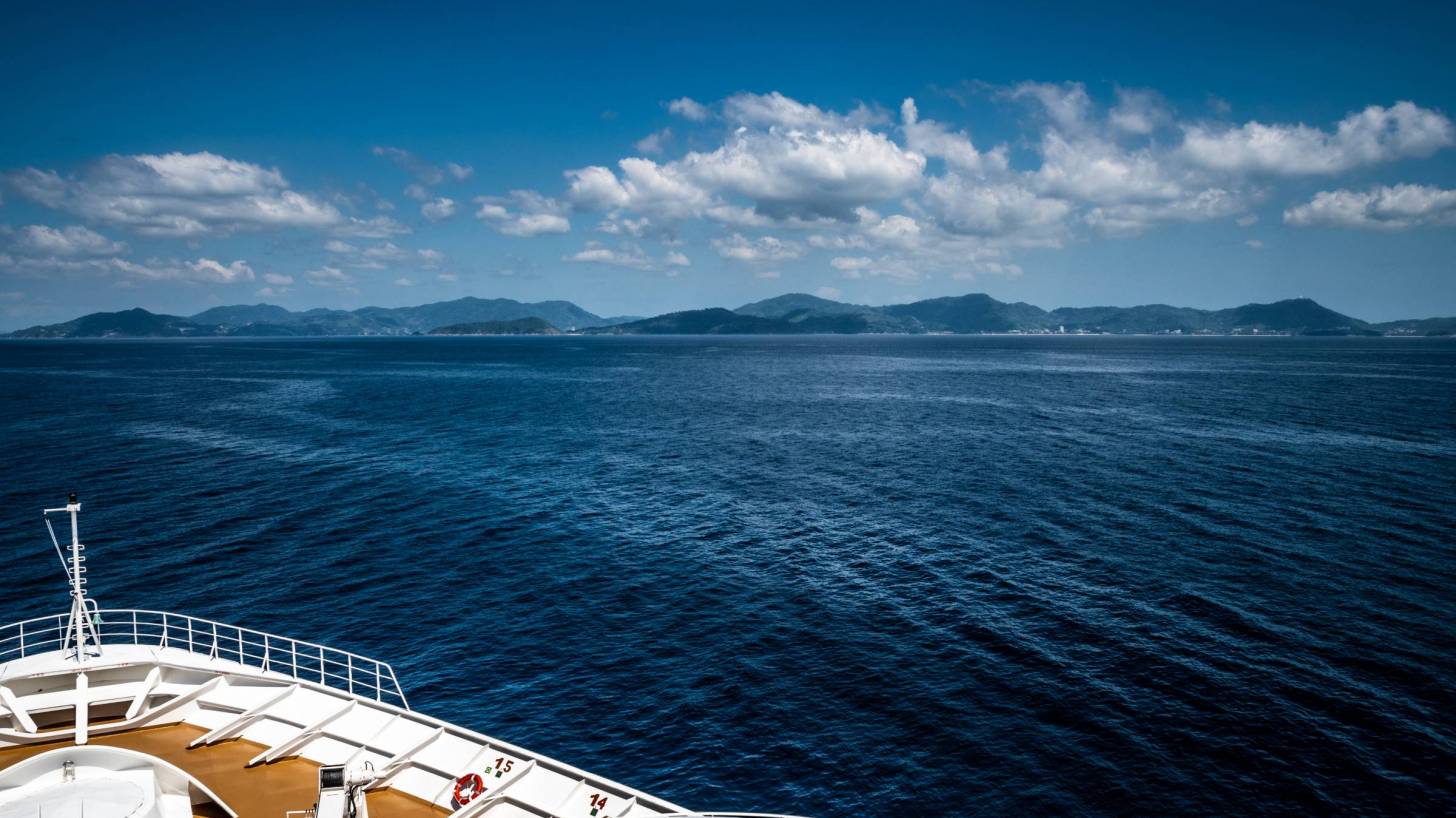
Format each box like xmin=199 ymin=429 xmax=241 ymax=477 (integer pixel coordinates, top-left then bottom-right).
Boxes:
xmin=1 ymin=5 xmax=1454 ymax=327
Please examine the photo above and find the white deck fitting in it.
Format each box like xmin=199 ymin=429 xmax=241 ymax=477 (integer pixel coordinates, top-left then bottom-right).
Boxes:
xmin=0 ymin=616 xmax=714 ymax=818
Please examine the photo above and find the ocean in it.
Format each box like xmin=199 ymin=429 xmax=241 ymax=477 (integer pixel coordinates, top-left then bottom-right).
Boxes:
xmin=1 ymin=336 xmax=1453 ymax=816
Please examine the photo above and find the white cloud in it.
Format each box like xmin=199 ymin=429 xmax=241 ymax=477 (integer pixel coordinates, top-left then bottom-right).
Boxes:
xmin=635 ymin=128 xmax=672 ymax=155
xmin=1236 ymin=214 xmax=1259 ymax=227
xmin=1033 ymin=131 xmax=1187 ymax=204
xmin=1108 ymin=88 xmax=1171 ymax=135
xmin=1084 ymin=188 xmax=1248 ymax=236
xmin=335 ymin=215 xmax=410 ymax=238
xmin=665 ymin=250 xmax=690 ymax=267
xmin=306 ymin=265 xmax=352 ymax=286
xmin=564 ymin=241 xmax=655 ymax=270
xmin=1011 ymin=82 xmax=1093 ymax=133
xmin=421 ymin=197 xmax=457 ymax=222
xmin=901 ymin=98 xmax=1006 ymax=174
xmin=394 ymin=277 xmax=415 ymax=286
xmin=923 ymin=176 xmax=1071 ymax=238
xmin=1283 ymin=184 xmax=1456 ymax=230
xmin=417 ymin=248 xmax=445 ymax=265
xmin=436 ymin=272 xmax=459 ymax=282
xmin=815 ymin=286 xmax=842 ymax=300
xmin=5 ymin=152 xmax=342 ymax=236
xmin=263 ymin=272 xmax=293 ymax=285
xmin=680 ymin=124 xmax=924 ymax=220
xmin=324 ymin=239 xmax=356 ymax=253
xmin=475 ymin=191 xmax=571 ymax=236
xmin=667 ymin=97 xmax=710 ymax=121
xmin=723 ymin=91 xmax=884 ymax=130
xmin=446 ymin=162 xmax=474 ymax=181
xmin=830 ymin=256 xmax=872 ymax=271
xmin=1181 ymin=102 xmax=1455 ymax=175
xmin=712 ymin=233 xmax=805 ymax=262
xmin=184 ymin=258 xmax=254 ymax=283
xmin=8 ymin=225 xmax=127 ymax=256
xmin=404 ymin=183 xmax=431 ymax=201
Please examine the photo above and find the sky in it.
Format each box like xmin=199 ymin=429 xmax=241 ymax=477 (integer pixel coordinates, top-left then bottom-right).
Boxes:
xmin=1 ymin=0 xmax=1454 ymax=329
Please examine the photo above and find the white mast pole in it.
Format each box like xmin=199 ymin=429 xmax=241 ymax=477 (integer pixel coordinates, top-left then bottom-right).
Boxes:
xmin=48 ymin=492 xmax=100 ymax=661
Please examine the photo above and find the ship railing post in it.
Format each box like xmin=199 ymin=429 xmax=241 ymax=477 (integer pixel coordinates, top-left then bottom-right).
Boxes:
xmin=375 ymin=661 xmax=382 ymax=701
xmin=347 ymin=654 xmax=354 ymax=696
xmin=187 ymin=617 xmax=194 ymax=654
xmin=210 ymin=622 xmax=218 ymax=660
xmin=132 ymin=611 xmax=138 ymax=644
xmin=161 ymin=612 xmax=168 ymax=649
xmin=291 ymin=640 xmax=298 ymax=680
xmin=263 ymin=634 xmax=271 ymax=674
xmin=319 ymin=646 xmax=325 ymax=685
xmin=18 ymin=622 xmax=24 ymax=658
xmin=237 ymin=627 xmax=244 ymax=667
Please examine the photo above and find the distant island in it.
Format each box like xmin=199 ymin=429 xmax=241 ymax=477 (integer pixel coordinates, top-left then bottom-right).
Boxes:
xmin=5 ymin=293 xmax=1454 ymax=338
xmin=428 ymin=317 xmax=561 ymax=336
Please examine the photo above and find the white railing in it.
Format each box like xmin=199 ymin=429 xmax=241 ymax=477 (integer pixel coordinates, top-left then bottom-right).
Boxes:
xmin=0 ymin=609 xmax=408 ymax=709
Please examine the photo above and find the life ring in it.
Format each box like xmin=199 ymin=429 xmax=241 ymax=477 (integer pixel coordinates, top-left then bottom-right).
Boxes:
xmin=453 ymin=772 xmax=486 ymax=805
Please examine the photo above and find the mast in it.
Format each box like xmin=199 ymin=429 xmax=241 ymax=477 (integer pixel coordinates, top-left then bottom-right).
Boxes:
xmin=45 ymin=493 xmax=101 ymax=661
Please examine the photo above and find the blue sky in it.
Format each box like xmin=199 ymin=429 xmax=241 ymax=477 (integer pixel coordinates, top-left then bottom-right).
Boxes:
xmin=2 ymin=1 xmax=1454 ymax=328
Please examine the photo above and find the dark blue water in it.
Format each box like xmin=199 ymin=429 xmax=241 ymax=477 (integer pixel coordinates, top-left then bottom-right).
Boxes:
xmin=2 ymin=337 xmax=1454 ymax=816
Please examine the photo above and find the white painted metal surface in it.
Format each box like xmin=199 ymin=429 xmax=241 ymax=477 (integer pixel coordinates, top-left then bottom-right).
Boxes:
xmin=0 ymin=496 xmax=812 ymax=818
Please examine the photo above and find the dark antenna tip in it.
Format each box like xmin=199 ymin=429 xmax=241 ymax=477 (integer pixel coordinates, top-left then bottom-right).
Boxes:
xmin=68 ymin=492 xmax=78 ymax=504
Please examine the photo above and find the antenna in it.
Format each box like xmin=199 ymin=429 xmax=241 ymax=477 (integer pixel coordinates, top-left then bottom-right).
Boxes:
xmin=44 ymin=493 xmax=101 ymax=661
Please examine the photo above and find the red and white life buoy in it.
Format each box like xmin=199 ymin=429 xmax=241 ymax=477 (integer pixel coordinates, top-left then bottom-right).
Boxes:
xmin=453 ymin=772 xmax=486 ymax=806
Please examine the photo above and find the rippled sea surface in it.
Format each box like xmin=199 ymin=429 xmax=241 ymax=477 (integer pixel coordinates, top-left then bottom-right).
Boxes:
xmin=1 ymin=336 xmax=1454 ymax=816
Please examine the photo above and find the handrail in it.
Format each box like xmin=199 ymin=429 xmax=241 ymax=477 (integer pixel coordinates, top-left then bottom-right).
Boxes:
xmin=0 ymin=609 xmax=408 ymax=709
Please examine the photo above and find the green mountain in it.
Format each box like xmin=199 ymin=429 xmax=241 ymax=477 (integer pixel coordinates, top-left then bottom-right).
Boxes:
xmin=882 ymin=293 xmax=1051 ymax=332
xmin=189 ymin=303 xmax=297 ymax=326
xmin=736 ymin=293 xmax=875 ymax=318
xmin=3 ymin=294 xmax=1438 ymax=338
xmin=585 ymin=308 xmax=789 ymax=334
xmin=1368 ymin=316 xmax=1456 ymax=336
xmin=9 ymin=308 xmax=219 ymax=338
xmin=429 ymin=317 xmax=561 ymax=335
xmin=5 ymin=297 xmax=616 ymax=338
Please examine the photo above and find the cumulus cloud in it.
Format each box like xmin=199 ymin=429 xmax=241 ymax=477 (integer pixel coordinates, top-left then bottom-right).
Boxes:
xmin=712 ymin=233 xmax=805 ymax=262
xmin=421 ymin=197 xmax=457 ymax=222
xmin=475 ymin=190 xmax=571 ymax=236
xmin=564 ymin=241 xmax=654 ymax=270
xmin=1084 ymin=188 xmax=1248 ymax=235
xmin=923 ymin=176 xmax=1071 ymax=238
xmin=635 ymin=128 xmax=672 ymax=155
xmin=667 ymin=97 xmax=710 ymax=121
xmin=1283 ymin=184 xmax=1456 ymax=230
xmin=5 ymin=152 xmax=341 ymax=237
xmin=6 ymin=225 xmax=127 ymax=256
xmin=306 ymin=265 xmax=352 ymax=287
xmin=1108 ymin=88 xmax=1171 ymax=135
xmin=263 ymin=272 xmax=293 ymax=285
xmin=564 ymin=241 xmax=687 ymax=271
xmin=901 ymin=98 xmax=1007 ymax=174
xmin=335 ymin=215 xmax=411 ymax=239
xmin=1181 ymin=102 xmax=1455 ymax=175
xmin=446 ymin=162 xmax=474 ymax=181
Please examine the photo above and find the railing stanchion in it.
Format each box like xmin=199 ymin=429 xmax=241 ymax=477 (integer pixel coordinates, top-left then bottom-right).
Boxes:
xmin=161 ymin=612 xmax=168 ymax=648
xmin=132 ymin=611 xmax=138 ymax=644
xmin=292 ymin=641 xmax=298 ymax=678
xmin=187 ymin=617 xmax=194 ymax=653
xmin=211 ymin=622 xmax=218 ymax=660
xmin=347 ymin=654 xmax=354 ymax=696
xmin=18 ymin=622 xmax=24 ymax=658
xmin=319 ymin=646 xmax=325 ymax=685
